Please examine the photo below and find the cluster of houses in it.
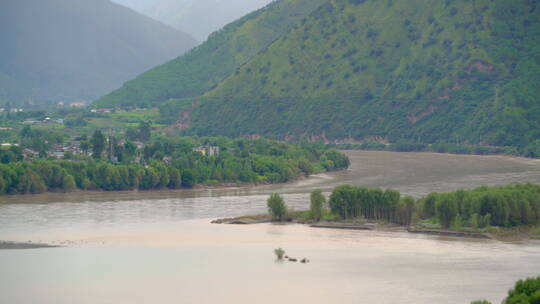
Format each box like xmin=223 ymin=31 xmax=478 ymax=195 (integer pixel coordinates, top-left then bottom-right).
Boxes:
xmin=3 ymin=135 xmax=222 ymax=162
xmin=9 ymin=142 xmax=84 ymax=160
xmin=49 ymin=142 xmax=85 ymax=159
xmin=0 ymin=139 xmax=85 ymax=160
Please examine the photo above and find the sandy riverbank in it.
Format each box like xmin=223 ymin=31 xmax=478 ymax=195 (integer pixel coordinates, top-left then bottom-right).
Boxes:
xmin=0 ymin=241 xmax=60 ymax=250
xmin=211 ymin=215 xmax=540 ymax=241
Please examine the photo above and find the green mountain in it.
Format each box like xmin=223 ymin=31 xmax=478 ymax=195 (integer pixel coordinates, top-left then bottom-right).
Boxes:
xmin=179 ymin=0 xmax=540 ymax=150
xmin=0 ymin=0 xmax=196 ymax=106
xmin=94 ymin=0 xmax=328 ymax=108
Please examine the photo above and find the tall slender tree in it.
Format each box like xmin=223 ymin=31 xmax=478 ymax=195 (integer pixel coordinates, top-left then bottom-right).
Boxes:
xmin=90 ymin=130 xmax=106 ymax=160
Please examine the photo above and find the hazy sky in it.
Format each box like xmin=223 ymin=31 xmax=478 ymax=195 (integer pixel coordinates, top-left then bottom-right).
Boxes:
xmin=111 ymin=0 xmax=274 ymax=41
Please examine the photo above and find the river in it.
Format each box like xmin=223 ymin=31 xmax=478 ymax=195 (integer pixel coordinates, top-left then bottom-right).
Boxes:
xmin=1 ymin=151 xmax=540 ymax=304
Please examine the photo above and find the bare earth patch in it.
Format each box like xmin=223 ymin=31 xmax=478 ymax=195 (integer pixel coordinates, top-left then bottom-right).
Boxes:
xmin=0 ymin=241 xmax=60 ymax=250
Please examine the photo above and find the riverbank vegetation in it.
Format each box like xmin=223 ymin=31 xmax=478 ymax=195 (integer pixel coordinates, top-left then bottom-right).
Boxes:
xmin=268 ymin=193 xmax=287 ymax=221
xmin=324 ymin=183 xmax=540 ymax=231
xmin=246 ymin=184 xmax=540 ymax=240
xmin=0 ymin=137 xmax=349 ymax=195
xmin=470 ymin=276 xmax=540 ymax=304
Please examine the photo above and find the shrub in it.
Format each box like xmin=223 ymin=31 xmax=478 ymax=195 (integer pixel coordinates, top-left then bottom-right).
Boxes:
xmin=274 ymin=248 xmax=285 ymax=259
xmin=310 ymin=189 xmax=326 ymax=222
xmin=267 ymin=193 xmax=287 ymax=221
xmin=506 ymin=277 xmax=540 ymax=304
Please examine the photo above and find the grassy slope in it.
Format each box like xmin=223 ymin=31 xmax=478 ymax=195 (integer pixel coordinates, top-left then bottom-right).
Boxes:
xmin=185 ymin=0 xmax=540 ymax=148
xmin=93 ymin=0 xmax=328 ymax=108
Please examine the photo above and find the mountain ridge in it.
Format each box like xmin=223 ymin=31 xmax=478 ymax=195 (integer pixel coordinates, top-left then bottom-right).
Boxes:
xmin=112 ymin=0 xmax=273 ymax=41
xmin=0 ymin=0 xmax=197 ymax=105
xmin=93 ymin=0 xmax=328 ymax=109
xmin=177 ymin=0 xmax=540 ymax=150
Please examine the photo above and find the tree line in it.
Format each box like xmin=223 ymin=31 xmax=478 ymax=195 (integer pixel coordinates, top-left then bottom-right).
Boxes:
xmin=423 ymin=184 xmax=540 ymax=229
xmin=325 ymin=183 xmax=540 ymax=228
xmin=0 ymin=137 xmax=349 ymax=195
xmin=267 ymin=184 xmax=540 ymax=230
xmin=328 ymin=185 xmax=416 ymax=226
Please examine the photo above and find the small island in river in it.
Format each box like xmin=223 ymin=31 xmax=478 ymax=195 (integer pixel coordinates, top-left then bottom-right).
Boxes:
xmin=213 ymin=184 xmax=540 ymax=241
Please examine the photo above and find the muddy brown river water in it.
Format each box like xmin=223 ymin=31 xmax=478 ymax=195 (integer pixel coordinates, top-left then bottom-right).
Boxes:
xmin=1 ymin=151 xmax=540 ymax=304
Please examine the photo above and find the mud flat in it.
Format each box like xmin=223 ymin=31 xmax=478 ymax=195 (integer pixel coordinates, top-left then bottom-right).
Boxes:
xmin=0 ymin=241 xmax=59 ymax=250
xmin=407 ymin=228 xmax=490 ymax=239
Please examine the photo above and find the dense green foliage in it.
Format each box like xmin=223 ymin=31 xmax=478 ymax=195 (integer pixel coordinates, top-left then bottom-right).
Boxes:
xmin=94 ymin=0 xmax=327 ymax=109
xmin=0 ymin=146 xmax=23 ymax=164
xmin=506 ymin=277 xmax=540 ymax=304
xmin=326 ymin=184 xmax=540 ymax=228
xmin=427 ymin=184 xmax=540 ymax=229
xmin=329 ymin=185 xmax=415 ymax=225
xmin=470 ymin=276 xmax=540 ymax=304
xmin=0 ymin=0 xmax=196 ymax=105
xmin=172 ymin=0 xmax=540 ymax=153
xmin=267 ymin=193 xmax=288 ymax=221
xmin=0 ymin=137 xmax=349 ymax=195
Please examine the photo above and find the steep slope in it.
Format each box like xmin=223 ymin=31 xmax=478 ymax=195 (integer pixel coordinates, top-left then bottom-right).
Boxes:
xmin=112 ymin=0 xmax=273 ymax=42
xmin=94 ymin=0 xmax=328 ymax=108
xmin=0 ymin=0 xmax=196 ymax=105
xmin=184 ymin=0 xmax=540 ymax=149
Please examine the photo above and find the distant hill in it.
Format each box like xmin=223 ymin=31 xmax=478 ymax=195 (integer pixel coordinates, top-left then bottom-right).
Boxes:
xmin=112 ymin=0 xmax=273 ymax=42
xmin=94 ymin=0 xmax=328 ymax=108
xmin=0 ymin=0 xmax=197 ymax=106
xmin=180 ymin=0 xmax=540 ymax=150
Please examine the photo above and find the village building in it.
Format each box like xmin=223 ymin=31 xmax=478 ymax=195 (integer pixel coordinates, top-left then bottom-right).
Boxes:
xmin=90 ymin=108 xmax=113 ymax=113
xmin=193 ymin=146 xmax=220 ymax=157
xmin=69 ymin=101 xmax=86 ymax=108
xmin=23 ymin=148 xmax=38 ymax=159
xmin=1 ymin=143 xmax=18 ymax=147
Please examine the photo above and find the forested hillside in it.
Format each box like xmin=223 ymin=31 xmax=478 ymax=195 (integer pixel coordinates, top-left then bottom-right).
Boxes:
xmin=94 ymin=0 xmax=328 ymax=108
xmin=178 ymin=0 xmax=540 ymax=152
xmin=0 ymin=0 xmax=196 ymax=105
